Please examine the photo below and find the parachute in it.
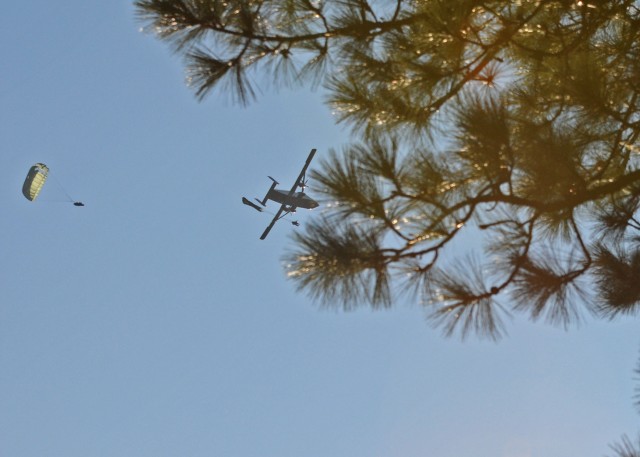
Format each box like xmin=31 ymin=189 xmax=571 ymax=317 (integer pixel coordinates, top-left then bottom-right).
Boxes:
xmin=22 ymin=163 xmax=49 ymax=201
xmin=21 ymin=163 xmax=84 ymax=206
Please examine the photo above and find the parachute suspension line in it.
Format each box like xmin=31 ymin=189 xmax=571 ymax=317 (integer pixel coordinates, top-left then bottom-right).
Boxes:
xmin=49 ymin=172 xmax=75 ymax=203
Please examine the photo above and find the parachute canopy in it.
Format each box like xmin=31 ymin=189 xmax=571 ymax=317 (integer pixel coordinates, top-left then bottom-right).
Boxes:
xmin=22 ymin=163 xmax=49 ymax=201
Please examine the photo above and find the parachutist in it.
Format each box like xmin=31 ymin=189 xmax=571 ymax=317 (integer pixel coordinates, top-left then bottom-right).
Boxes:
xmin=73 ymin=202 xmax=85 ymax=207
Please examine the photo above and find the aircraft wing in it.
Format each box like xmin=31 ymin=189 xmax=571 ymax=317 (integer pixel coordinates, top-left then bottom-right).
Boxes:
xmin=288 ymin=148 xmax=316 ymax=194
xmin=260 ymin=205 xmax=286 ymax=240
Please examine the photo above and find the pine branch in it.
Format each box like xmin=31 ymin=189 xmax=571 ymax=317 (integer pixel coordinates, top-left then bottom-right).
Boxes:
xmin=608 ymin=435 xmax=640 ymax=457
xmin=427 ymin=256 xmax=510 ymax=341
xmin=141 ymin=0 xmax=640 ymax=338
xmin=511 ymin=249 xmax=588 ymax=328
xmin=594 ymin=194 xmax=640 ymax=242
xmin=285 ymin=217 xmax=393 ymax=309
xmin=592 ymin=244 xmax=640 ymax=318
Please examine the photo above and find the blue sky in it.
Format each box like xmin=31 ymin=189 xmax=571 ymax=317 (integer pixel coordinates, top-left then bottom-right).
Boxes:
xmin=1 ymin=2 xmax=638 ymax=456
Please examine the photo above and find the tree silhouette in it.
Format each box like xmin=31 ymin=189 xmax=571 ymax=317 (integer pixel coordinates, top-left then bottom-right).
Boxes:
xmin=135 ymin=0 xmax=640 ymax=339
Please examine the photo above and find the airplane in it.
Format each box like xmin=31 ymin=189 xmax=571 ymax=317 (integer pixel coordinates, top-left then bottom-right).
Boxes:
xmin=242 ymin=148 xmax=319 ymax=240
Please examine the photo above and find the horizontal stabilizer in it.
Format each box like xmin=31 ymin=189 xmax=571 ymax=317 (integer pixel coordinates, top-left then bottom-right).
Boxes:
xmin=242 ymin=197 xmax=263 ymax=212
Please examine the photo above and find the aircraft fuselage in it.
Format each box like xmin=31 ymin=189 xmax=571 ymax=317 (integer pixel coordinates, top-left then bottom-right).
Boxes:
xmin=267 ymin=189 xmax=319 ymax=210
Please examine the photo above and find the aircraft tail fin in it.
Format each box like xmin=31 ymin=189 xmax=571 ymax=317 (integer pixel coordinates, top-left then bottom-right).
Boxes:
xmin=242 ymin=197 xmax=263 ymax=212
xmin=259 ymin=178 xmax=278 ymax=206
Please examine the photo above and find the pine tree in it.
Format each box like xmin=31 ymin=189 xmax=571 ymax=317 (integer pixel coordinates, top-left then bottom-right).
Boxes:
xmin=135 ymin=0 xmax=640 ymax=339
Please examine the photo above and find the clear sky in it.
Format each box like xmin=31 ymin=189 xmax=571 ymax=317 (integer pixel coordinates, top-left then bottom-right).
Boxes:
xmin=1 ymin=2 xmax=638 ymax=457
